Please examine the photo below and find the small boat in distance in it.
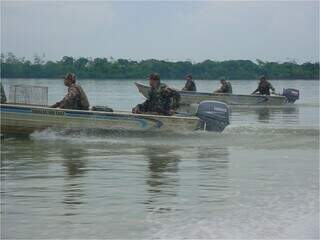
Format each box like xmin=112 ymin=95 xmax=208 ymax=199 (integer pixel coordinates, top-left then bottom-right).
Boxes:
xmin=0 ymin=101 xmax=230 ymax=135
xmin=135 ymin=82 xmax=299 ymax=106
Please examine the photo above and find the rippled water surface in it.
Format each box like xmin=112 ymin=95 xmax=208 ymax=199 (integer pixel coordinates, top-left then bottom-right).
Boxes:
xmin=1 ymin=79 xmax=319 ymax=239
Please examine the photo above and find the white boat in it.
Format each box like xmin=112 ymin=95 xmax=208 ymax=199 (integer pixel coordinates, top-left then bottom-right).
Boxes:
xmin=135 ymin=82 xmax=299 ymax=106
xmin=0 ymin=101 xmax=230 ymax=135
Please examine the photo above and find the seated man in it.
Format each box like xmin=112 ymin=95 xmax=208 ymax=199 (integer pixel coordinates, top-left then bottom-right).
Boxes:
xmin=70 ymin=73 xmax=90 ymax=110
xmin=132 ymin=73 xmax=180 ymax=116
xmin=214 ymin=79 xmax=233 ymax=94
xmin=51 ymin=73 xmax=90 ymax=110
xmin=1 ymin=82 xmax=6 ymax=103
xmin=182 ymin=74 xmax=196 ymax=91
xmin=252 ymin=76 xmax=275 ymax=95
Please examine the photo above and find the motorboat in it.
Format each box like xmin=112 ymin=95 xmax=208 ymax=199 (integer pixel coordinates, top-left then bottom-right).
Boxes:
xmin=135 ymin=82 xmax=299 ymax=106
xmin=0 ymin=101 xmax=230 ymax=135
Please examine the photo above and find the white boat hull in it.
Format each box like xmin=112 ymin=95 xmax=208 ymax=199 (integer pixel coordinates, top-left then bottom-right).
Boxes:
xmin=0 ymin=104 xmax=213 ymax=134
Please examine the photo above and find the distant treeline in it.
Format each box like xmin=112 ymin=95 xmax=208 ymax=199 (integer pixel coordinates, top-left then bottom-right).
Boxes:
xmin=1 ymin=53 xmax=319 ymax=80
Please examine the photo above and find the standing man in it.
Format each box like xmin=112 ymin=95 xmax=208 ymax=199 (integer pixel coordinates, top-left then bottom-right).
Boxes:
xmin=214 ymin=79 xmax=233 ymax=94
xmin=132 ymin=73 xmax=180 ymax=115
xmin=182 ymin=74 xmax=196 ymax=91
xmin=51 ymin=73 xmax=89 ymax=110
xmin=252 ymin=76 xmax=275 ymax=95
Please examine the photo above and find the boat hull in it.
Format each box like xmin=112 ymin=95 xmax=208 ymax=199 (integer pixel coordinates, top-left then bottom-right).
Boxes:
xmin=135 ymin=82 xmax=287 ymax=106
xmin=0 ymin=104 xmax=204 ymax=135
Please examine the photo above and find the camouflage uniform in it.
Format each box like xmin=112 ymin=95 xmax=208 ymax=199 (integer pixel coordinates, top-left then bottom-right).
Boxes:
xmin=136 ymin=83 xmax=180 ymax=115
xmin=75 ymin=84 xmax=89 ymax=110
xmin=1 ymin=83 xmax=6 ymax=104
xmin=252 ymin=81 xmax=275 ymax=95
xmin=52 ymin=83 xmax=89 ymax=110
xmin=182 ymin=80 xmax=197 ymax=91
xmin=221 ymin=82 xmax=232 ymax=93
xmin=217 ymin=82 xmax=233 ymax=93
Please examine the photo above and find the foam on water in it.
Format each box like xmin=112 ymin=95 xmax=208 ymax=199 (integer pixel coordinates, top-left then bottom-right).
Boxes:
xmin=28 ymin=123 xmax=319 ymax=151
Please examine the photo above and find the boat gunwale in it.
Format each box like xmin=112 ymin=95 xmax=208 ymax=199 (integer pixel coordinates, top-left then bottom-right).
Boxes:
xmin=0 ymin=103 xmax=199 ymax=121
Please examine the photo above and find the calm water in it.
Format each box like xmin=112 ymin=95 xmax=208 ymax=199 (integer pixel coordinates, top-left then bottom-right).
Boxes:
xmin=1 ymin=79 xmax=319 ymax=239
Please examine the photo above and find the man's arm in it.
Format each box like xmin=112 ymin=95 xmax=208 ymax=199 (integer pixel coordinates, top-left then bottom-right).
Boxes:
xmin=169 ymin=89 xmax=180 ymax=110
xmin=192 ymin=81 xmax=196 ymax=91
xmin=214 ymin=87 xmax=223 ymax=93
xmin=57 ymin=86 xmax=79 ymax=109
xmin=182 ymin=81 xmax=191 ymax=91
xmin=132 ymin=90 xmax=152 ymax=113
xmin=269 ymin=83 xmax=275 ymax=93
xmin=252 ymin=87 xmax=259 ymax=94
xmin=182 ymin=83 xmax=187 ymax=91
xmin=51 ymin=101 xmax=61 ymax=108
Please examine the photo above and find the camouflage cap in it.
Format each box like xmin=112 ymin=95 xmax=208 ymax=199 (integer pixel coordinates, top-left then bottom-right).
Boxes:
xmin=259 ymin=75 xmax=266 ymax=80
xmin=149 ymin=73 xmax=160 ymax=81
xmin=64 ymin=73 xmax=76 ymax=83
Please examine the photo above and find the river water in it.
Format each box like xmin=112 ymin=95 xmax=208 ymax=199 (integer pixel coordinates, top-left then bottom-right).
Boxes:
xmin=1 ymin=79 xmax=319 ymax=239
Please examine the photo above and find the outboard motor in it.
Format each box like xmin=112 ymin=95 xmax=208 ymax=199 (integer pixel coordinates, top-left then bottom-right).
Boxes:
xmin=282 ymin=88 xmax=299 ymax=103
xmin=196 ymin=101 xmax=230 ymax=132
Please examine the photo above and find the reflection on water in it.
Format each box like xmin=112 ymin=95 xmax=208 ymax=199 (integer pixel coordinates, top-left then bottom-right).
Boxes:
xmin=255 ymin=107 xmax=271 ymax=121
xmin=60 ymin=146 xmax=87 ymax=212
xmin=253 ymin=106 xmax=299 ymax=123
xmin=143 ymin=146 xmax=180 ymax=213
xmin=61 ymin=147 xmax=87 ymax=177
xmin=196 ymin=147 xmax=230 ymax=205
xmin=145 ymin=146 xmax=180 ymax=191
xmin=197 ymin=146 xmax=229 ymax=160
xmin=231 ymin=105 xmax=300 ymax=125
xmin=141 ymin=144 xmax=231 ymax=214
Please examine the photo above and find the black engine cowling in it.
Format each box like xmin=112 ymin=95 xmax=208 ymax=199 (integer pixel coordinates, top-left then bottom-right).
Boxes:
xmin=282 ymin=88 xmax=299 ymax=103
xmin=196 ymin=101 xmax=230 ymax=132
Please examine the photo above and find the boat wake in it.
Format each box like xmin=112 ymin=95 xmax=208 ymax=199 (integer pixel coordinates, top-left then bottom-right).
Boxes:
xmin=27 ymin=124 xmax=319 ymax=151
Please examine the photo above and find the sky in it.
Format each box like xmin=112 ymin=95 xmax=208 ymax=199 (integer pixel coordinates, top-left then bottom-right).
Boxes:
xmin=1 ymin=1 xmax=319 ymax=63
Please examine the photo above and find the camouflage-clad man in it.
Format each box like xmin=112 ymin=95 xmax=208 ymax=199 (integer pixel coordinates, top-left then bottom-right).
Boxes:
xmin=214 ymin=79 xmax=233 ymax=94
xmin=182 ymin=74 xmax=196 ymax=92
xmin=69 ymin=73 xmax=90 ymax=110
xmin=51 ymin=73 xmax=89 ymax=110
xmin=1 ymin=82 xmax=7 ymax=104
xmin=132 ymin=73 xmax=180 ymax=115
xmin=252 ymin=76 xmax=275 ymax=95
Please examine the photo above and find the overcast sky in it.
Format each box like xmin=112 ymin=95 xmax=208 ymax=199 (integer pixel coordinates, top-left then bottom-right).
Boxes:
xmin=1 ymin=1 xmax=319 ymax=63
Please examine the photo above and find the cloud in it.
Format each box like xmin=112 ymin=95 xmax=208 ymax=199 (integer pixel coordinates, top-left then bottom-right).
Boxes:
xmin=1 ymin=1 xmax=318 ymax=63
xmin=168 ymin=1 xmax=319 ymax=62
xmin=1 ymin=1 xmax=114 ymax=58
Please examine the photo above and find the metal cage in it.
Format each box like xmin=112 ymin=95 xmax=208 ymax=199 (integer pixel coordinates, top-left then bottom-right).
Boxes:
xmin=9 ymin=85 xmax=48 ymax=106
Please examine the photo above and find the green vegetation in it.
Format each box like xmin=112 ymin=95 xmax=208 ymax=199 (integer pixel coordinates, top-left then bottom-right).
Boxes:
xmin=1 ymin=53 xmax=319 ymax=80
